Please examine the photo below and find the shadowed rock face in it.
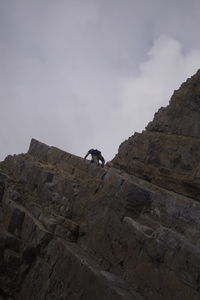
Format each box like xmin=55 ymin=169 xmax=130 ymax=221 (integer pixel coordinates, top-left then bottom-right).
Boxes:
xmin=1 ymin=71 xmax=200 ymax=300
xmin=112 ymin=69 xmax=200 ymax=201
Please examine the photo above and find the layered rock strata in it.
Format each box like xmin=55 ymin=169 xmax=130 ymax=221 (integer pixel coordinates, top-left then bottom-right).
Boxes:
xmin=112 ymin=70 xmax=200 ymax=201
xmin=0 ymin=137 xmax=200 ymax=300
xmin=1 ymin=70 xmax=200 ymax=300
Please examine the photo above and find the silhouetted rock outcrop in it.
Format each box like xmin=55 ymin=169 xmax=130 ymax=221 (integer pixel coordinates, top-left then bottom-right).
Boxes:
xmin=1 ymin=70 xmax=200 ymax=300
xmin=112 ymin=70 xmax=200 ymax=201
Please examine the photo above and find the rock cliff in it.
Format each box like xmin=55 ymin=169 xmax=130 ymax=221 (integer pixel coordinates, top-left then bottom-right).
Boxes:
xmin=1 ymin=70 xmax=200 ymax=300
xmin=112 ymin=70 xmax=200 ymax=201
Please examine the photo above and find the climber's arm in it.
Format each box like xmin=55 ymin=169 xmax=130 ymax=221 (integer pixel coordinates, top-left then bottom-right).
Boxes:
xmin=84 ymin=152 xmax=89 ymax=160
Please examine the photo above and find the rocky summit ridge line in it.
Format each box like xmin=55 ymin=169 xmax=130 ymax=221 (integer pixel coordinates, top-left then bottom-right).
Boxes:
xmin=0 ymin=70 xmax=200 ymax=300
xmin=112 ymin=69 xmax=200 ymax=201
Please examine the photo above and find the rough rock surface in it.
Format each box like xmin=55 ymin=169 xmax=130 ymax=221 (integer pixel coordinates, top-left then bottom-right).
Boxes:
xmin=112 ymin=69 xmax=200 ymax=201
xmin=1 ymin=71 xmax=200 ymax=300
xmin=0 ymin=139 xmax=200 ymax=300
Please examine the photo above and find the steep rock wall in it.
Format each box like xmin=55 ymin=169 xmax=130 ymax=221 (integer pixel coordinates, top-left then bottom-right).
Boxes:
xmin=0 ymin=138 xmax=200 ymax=299
xmin=112 ymin=69 xmax=200 ymax=200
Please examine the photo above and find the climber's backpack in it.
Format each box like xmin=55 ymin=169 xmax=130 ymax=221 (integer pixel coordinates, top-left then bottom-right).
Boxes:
xmin=89 ymin=149 xmax=101 ymax=156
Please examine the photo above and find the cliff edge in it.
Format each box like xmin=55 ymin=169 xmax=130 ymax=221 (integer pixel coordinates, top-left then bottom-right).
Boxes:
xmin=1 ymin=70 xmax=200 ymax=300
xmin=112 ymin=70 xmax=200 ymax=201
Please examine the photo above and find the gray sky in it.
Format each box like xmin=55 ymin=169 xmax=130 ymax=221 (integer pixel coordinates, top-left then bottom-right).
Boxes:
xmin=0 ymin=0 xmax=200 ymax=162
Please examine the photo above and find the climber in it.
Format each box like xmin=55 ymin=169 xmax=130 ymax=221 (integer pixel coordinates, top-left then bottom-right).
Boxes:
xmin=84 ymin=149 xmax=105 ymax=167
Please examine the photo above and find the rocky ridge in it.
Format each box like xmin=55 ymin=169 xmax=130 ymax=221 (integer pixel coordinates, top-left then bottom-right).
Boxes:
xmin=0 ymin=70 xmax=200 ymax=300
xmin=112 ymin=70 xmax=200 ymax=201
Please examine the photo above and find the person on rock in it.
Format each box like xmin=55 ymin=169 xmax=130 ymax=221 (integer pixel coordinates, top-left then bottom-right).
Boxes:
xmin=84 ymin=149 xmax=105 ymax=167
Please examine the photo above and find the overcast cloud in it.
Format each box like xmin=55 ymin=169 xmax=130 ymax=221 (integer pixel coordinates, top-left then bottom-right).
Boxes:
xmin=0 ymin=0 xmax=200 ymax=161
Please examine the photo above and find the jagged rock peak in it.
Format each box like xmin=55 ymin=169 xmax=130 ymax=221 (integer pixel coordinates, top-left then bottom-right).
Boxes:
xmin=112 ymin=70 xmax=200 ymax=200
xmin=146 ymin=69 xmax=200 ymax=138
